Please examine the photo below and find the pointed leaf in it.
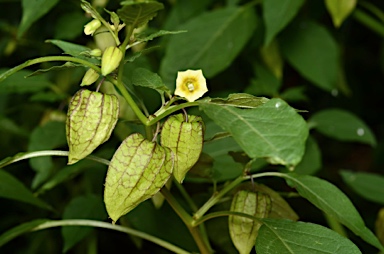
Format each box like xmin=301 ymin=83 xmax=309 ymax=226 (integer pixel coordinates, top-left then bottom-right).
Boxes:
xmin=131 ymin=68 xmax=171 ymax=96
xmin=132 ymin=29 xmax=186 ymax=45
xmin=262 ymin=0 xmax=305 ymax=45
xmin=201 ymin=121 xmax=243 ymax=182
xmin=340 ymin=170 xmax=384 ymax=205
xmin=0 ymin=69 xmax=53 ymax=94
xmin=62 ymin=195 xmax=107 ymax=252
xmin=46 ymin=40 xmax=99 ymax=64
xmin=245 ymin=62 xmax=282 ymax=96
xmin=0 ymin=170 xmax=51 ymax=210
xmin=160 ymin=6 xmax=257 ymax=86
xmin=200 ymin=98 xmax=308 ymax=167
xmin=282 ymin=173 xmax=383 ymax=251
xmin=294 ymin=135 xmax=322 ymax=175
xmin=256 ymin=219 xmax=362 ymax=254
xmin=325 ymin=0 xmax=357 ymax=27
xmin=18 ymin=0 xmax=60 ymax=37
xmin=281 ymin=21 xmax=339 ymax=91
xmin=26 ymin=62 xmax=82 ymax=77
xmin=208 ymin=93 xmax=269 ymax=108
xmin=28 ymin=121 xmax=67 ymax=188
xmin=309 ymin=108 xmax=376 ymax=146
xmin=117 ymin=1 xmax=164 ymax=28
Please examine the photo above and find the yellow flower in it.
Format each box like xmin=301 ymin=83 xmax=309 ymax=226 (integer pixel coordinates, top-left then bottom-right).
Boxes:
xmin=175 ymin=69 xmax=208 ymax=102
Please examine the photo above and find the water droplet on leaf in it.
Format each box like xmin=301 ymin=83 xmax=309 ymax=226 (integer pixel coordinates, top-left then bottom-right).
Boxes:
xmin=357 ymin=128 xmax=365 ymax=136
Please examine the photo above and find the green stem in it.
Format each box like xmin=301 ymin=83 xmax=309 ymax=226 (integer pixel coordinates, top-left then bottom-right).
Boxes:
xmin=173 ymin=180 xmax=214 ymax=251
xmin=193 ymin=171 xmax=287 ymax=221
xmin=0 ymin=150 xmax=110 ymax=169
xmin=32 ymin=219 xmax=191 ymax=254
xmin=194 ymin=211 xmax=261 ymax=226
xmin=353 ymin=9 xmax=384 ymax=37
xmin=110 ymin=25 xmax=149 ymax=126
xmin=148 ymin=101 xmax=200 ymax=126
xmin=111 ymin=79 xmax=149 ymax=126
xmin=174 ymin=180 xmax=199 ymax=212
xmin=0 ymin=56 xmax=100 ymax=83
xmin=194 ymin=176 xmax=244 ymax=220
xmin=161 ymin=188 xmax=212 ymax=254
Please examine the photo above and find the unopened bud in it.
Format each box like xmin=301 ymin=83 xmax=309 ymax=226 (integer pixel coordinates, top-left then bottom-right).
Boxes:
xmin=81 ymin=68 xmax=100 ymax=86
xmin=101 ymin=46 xmax=123 ymax=76
xmin=84 ymin=19 xmax=101 ymax=36
xmin=89 ymin=48 xmax=102 ymax=57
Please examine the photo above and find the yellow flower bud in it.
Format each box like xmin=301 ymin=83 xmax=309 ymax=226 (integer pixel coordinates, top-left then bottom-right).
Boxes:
xmin=101 ymin=46 xmax=123 ymax=76
xmin=84 ymin=19 xmax=101 ymax=36
xmin=89 ymin=48 xmax=102 ymax=57
xmin=80 ymin=68 xmax=100 ymax=86
xmin=175 ymin=69 xmax=208 ymax=102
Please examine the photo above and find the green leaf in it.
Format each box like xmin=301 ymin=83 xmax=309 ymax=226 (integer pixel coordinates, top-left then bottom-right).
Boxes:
xmin=256 ymin=219 xmax=362 ymax=254
xmin=46 ymin=40 xmax=99 ymax=64
xmin=340 ymin=170 xmax=384 ymax=205
xmin=309 ymin=108 xmax=376 ymax=146
xmin=281 ymin=21 xmax=339 ymax=91
xmin=245 ymin=62 xmax=282 ymax=97
xmin=126 ymin=200 xmax=199 ymax=252
xmin=162 ymin=0 xmax=213 ymax=31
xmin=26 ymin=62 xmax=82 ymax=77
xmin=28 ymin=121 xmax=67 ymax=188
xmin=36 ymin=159 xmax=107 ymax=195
xmin=0 ymin=115 xmax=29 ymax=137
xmin=54 ymin=11 xmax=89 ymax=40
xmin=283 ymin=173 xmax=383 ymax=251
xmin=117 ymin=1 xmax=164 ymax=28
xmin=325 ymin=0 xmax=357 ymax=28
xmin=28 ymin=121 xmax=67 ymax=153
xmin=294 ymin=135 xmax=322 ymax=175
xmin=202 ymin=136 xmax=243 ymax=182
xmin=200 ymin=98 xmax=309 ymax=167
xmin=0 ymin=69 xmax=53 ymax=94
xmin=30 ymin=91 xmax=67 ymax=103
xmin=160 ymin=5 xmax=257 ymax=86
xmin=0 ymin=170 xmax=51 ymax=210
xmin=262 ymin=0 xmax=305 ymax=45
xmin=62 ymin=195 xmax=107 ymax=252
xmin=208 ymin=93 xmax=269 ymax=109
xmin=0 ymin=219 xmax=49 ymax=247
xmin=260 ymin=39 xmax=284 ymax=79
xmin=280 ymin=86 xmax=308 ymax=102
xmin=131 ymin=68 xmax=171 ymax=96
xmin=18 ymin=0 xmax=60 ymax=37
xmin=132 ymin=29 xmax=187 ymax=46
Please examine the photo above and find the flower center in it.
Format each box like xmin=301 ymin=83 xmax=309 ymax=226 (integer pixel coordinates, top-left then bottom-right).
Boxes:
xmin=187 ymin=82 xmax=195 ymax=92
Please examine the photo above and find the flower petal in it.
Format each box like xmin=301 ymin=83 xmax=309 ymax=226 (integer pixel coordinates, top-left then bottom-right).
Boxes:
xmin=175 ymin=69 xmax=208 ymax=102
